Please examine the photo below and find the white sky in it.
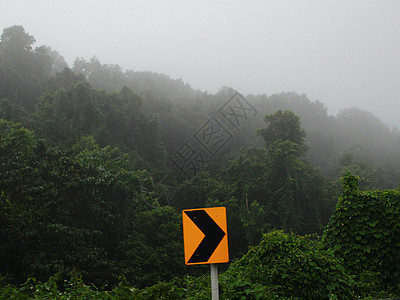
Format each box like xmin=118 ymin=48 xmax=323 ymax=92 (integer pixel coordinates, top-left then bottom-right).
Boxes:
xmin=2 ymin=0 xmax=400 ymax=127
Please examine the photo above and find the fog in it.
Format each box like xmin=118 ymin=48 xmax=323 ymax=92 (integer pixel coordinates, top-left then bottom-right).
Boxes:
xmin=2 ymin=0 xmax=400 ymax=127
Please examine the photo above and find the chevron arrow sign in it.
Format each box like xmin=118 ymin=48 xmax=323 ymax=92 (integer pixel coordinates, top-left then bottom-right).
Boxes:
xmin=182 ymin=207 xmax=229 ymax=265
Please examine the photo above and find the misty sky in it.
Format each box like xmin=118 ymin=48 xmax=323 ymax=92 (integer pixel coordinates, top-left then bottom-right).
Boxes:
xmin=2 ymin=0 xmax=400 ymax=127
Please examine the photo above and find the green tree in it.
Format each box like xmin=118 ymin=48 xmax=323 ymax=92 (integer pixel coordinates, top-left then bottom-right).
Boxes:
xmin=38 ymin=46 xmax=68 ymax=75
xmin=0 ymin=26 xmax=52 ymax=110
xmin=257 ymin=109 xmax=307 ymax=155
xmin=0 ymin=25 xmax=35 ymax=54
xmin=254 ymin=110 xmax=331 ymax=234
xmin=73 ymin=56 xmax=124 ymax=92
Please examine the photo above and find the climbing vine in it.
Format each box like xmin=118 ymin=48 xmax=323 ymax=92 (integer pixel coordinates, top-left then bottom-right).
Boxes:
xmin=323 ymin=173 xmax=400 ymax=293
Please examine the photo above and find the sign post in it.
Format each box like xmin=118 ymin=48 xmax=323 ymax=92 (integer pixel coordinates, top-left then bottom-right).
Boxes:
xmin=210 ymin=263 xmax=219 ymax=300
xmin=182 ymin=207 xmax=229 ymax=299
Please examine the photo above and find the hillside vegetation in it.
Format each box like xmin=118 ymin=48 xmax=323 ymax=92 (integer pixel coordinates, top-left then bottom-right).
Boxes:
xmin=1 ymin=25 xmax=400 ymax=299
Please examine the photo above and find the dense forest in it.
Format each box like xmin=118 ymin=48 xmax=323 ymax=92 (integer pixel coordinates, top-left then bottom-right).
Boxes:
xmin=1 ymin=25 xmax=400 ymax=299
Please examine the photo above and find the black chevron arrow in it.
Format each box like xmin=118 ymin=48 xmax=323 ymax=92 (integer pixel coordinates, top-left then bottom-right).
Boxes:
xmin=185 ymin=209 xmax=226 ymax=263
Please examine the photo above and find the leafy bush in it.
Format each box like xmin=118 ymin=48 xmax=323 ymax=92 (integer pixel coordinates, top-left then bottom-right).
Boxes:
xmin=223 ymin=230 xmax=355 ymax=299
xmin=323 ymin=172 xmax=400 ymax=294
xmin=0 ymin=273 xmax=210 ymax=300
xmin=0 ymin=273 xmax=113 ymax=299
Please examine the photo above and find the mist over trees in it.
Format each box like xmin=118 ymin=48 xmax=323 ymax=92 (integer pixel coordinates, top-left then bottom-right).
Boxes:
xmin=1 ymin=25 xmax=400 ymax=297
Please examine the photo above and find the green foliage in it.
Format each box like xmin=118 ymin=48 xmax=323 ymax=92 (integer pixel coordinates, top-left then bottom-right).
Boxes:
xmin=123 ymin=231 xmax=355 ymax=299
xmin=337 ymin=150 xmax=398 ymax=190
xmin=0 ymin=274 xmax=212 ymax=300
xmin=32 ymin=82 xmax=166 ymax=172
xmin=118 ymin=206 xmax=186 ymax=288
xmin=2 ymin=227 xmax=399 ymax=299
xmin=0 ymin=120 xmax=177 ymax=287
xmin=0 ymin=25 xmax=36 ymax=52
xmin=225 ymin=111 xmax=332 ymax=236
xmin=248 ymin=93 xmax=400 ymax=189
xmin=0 ymin=273 xmax=129 ymax=299
xmin=33 ymin=81 xmax=106 ymax=142
xmin=257 ymin=110 xmax=307 ymax=155
xmin=174 ymin=111 xmax=333 ymax=258
xmin=0 ymin=98 xmax=28 ymax=123
xmin=323 ymin=174 xmax=400 ymax=294
xmin=0 ymin=26 xmax=55 ymax=110
xmin=225 ymin=231 xmax=355 ymax=299
xmin=73 ymin=56 xmax=126 ymax=92
xmin=3 ymin=24 xmax=400 ymax=298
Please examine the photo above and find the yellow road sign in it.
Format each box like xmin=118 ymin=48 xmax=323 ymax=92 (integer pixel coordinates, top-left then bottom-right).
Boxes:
xmin=182 ymin=207 xmax=229 ymax=265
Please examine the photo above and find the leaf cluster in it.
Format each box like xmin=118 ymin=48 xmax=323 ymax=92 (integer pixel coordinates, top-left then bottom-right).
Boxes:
xmin=223 ymin=231 xmax=354 ymax=299
xmin=323 ymin=173 xmax=400 ymax=295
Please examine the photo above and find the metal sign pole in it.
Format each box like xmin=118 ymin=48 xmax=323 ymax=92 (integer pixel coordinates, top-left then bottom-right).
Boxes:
xmin=210 ymin=263 xmax=219 ymax=300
